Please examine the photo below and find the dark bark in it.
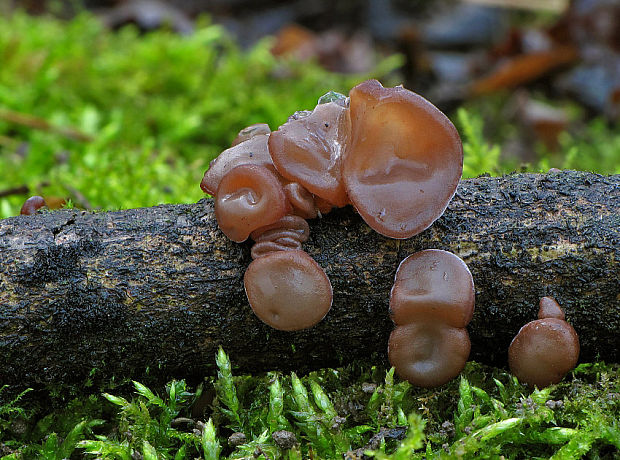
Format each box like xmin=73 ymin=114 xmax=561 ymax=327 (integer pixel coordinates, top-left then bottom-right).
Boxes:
xmin=0 ymin=171 xmax=618 ymax=388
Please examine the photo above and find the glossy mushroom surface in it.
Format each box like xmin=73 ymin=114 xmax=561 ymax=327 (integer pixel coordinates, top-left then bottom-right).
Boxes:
xmin=231 ymin=123 xmax=271 ymax=147
xmin=537 ymin=296 xmax=565 ymax=320
xmin=214 ymin=164 xmax=289 ymax=243
xmin=269 ymin=101 xmax=350 ymax=207
xmin=508 ymin=298 xmax=579 ymax=388
xmin=20 ymin=196 xmax=46 ymax=215
xmin=342 ymin=79 xmax=463 ymax=238
xmin=388 ymin=250 xmax=475 ymax=387
xmin=388 ymin=322 xmax=471 ymax=388
xmin=244 ymin=250 xmax=333 ymax=331
xmin=389 ymin=249 xmax=475 ymax=328
xmin=201 ymin=134 xmax=274 ymax=195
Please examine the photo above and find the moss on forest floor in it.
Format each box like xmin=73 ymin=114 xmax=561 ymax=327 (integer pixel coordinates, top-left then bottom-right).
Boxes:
xmin=1 ymin=350 xmax=618 ymax=459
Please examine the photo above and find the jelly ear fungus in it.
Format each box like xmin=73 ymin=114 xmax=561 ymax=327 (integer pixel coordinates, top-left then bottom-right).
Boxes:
xmin=388 ymin=250 xmax=475 ymax=388
xmin=203 ymin=80 xmax=465 ymax=334
xmin=508 ymin=297 xmax=579 ymax=388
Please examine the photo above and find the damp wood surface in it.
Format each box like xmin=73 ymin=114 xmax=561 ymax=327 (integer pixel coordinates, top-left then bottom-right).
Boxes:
xmin=0 ymin=170 xmax=618 ymax=388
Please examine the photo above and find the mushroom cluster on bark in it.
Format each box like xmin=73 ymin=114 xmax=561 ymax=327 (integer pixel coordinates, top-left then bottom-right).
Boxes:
xmin=202 ymin=79 xmax=464 ymax=332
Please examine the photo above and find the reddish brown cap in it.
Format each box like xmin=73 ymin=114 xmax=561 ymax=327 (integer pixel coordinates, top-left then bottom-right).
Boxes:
xmin=388 ymin=322 xmax=471 ymax=388
xmin=214 ymin=164 xmax=289 ymax=243
xmin=268 ymin=101 xmax=350 ymax=207
xmin=20 ymin=196 xmax=46 ymax=215
xmin=538 ymin=296 xmax=565 ymax=320
xmin=508 ymin=317 xmax=580 ymax=388
xmin=244 ymin=250 xmax=333 ymax=331
xmin=201 ymin=134 xmax=274 ymax=195
xmin=390 ymin=250 xmax=474 ymax=328
xmin=342 ymin=80 xmax=463 ymax=239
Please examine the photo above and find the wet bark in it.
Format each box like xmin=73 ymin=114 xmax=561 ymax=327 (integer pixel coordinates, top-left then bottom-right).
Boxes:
xmin=0 ymin=170 xmax=618 ymax=388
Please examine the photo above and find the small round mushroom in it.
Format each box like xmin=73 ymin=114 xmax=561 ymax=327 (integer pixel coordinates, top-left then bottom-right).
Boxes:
xmin=20 ymin=196 xmax=46 ymax=215
xmin=342 ymin=80 xmax=463 ymax=239
xmin=388 ymin=322 xmax=471 ymax=388
xmin=388 ymin=250 xmax=475 ymax=387
xmin=269 ymin=101 xmax=350 ymax=207
xmin=201 ymin=134 xmax=274 ymax=195
xmin=214 ymin=164 xmax=289 ymax=243
xmin=508 ymin=297 xmax=579 ymax=388
xmin=244 ymin=250 xmax=333 ymax=331
xmin=389 ymin=249 xmax=474 ymax=328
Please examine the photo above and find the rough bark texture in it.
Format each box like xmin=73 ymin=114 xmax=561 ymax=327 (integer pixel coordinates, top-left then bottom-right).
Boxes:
xmin=0 ymin=171 xmax=618 ymax=388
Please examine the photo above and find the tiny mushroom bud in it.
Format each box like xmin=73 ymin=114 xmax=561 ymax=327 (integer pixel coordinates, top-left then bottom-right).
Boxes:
xmin=342 ymin=80 xmax=463 ymax=238
xmin=244 ymin=249 xmax=332 ymax=331
xmin=231 ymin=123 xmax=271 ymax=147
xmin=508 ymin=297 xmax=579 ymax=388
xmin=388 ymin=250 xmax=475 ymax=387
xmin=20 ymin=196 xmax=46 ymax=215
xmin=214 ymin=164 xmax=289 ymax=243
xmin=537 ymin=296 xmax=565 ymax=320
xmin=269 ymin=101 xmax=350 ymax=208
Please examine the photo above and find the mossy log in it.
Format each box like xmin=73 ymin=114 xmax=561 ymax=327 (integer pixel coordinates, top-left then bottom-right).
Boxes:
xmin=0 ymin=171 xmax=618 ymax=388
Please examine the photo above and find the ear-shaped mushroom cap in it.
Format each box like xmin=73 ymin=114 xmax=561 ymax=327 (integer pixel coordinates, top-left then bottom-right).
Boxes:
xmin=508 ymin=317 xmax=579 ymax=388
xmin=20 ymin=196 xmax=46 ymax=215
xmin=214 ymin=164 xmax=289 ymax=243
xmin=268 ymin=101 xmax=350 ymax=207
xmin=231 ymin=123 xmax=271 ymax=147
xmin=388 ymin=321 xmax=471 ymax=388
xmin=244 ymin=250 xmax=333 ymax=331
xmin=201 ymin=134 xmax=274 ymax=195
xmin=538 ymin=296 xmax=565 ymax=320
xmin=342 ymin=79 xmax=463 ymax=238
xmin=390 ymin=250 xmax=474 ymax=328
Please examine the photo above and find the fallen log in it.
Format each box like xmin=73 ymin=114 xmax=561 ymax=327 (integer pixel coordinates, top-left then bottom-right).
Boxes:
xmin=0 ymin=170 xmax=618 ymax=388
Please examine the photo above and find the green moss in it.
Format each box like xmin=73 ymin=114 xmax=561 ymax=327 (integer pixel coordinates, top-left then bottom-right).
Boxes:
xmin=1 ymin=351 xmax=618 ymax=459
xmin=0 ymin=12 xmax=401 ymax=219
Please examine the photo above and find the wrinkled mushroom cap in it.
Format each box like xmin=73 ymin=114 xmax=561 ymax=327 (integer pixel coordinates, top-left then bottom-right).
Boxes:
xmin=214 ymin=164 xmax=289 ymax=243
xmin=201 ymin=134 xmax=274 ymax=195
xmin=244 ymin=250 xmax=333 ymax=331
xmin=249 ymin=215 xmax=310 ymax=242
xmin=269 ymin=101 xmax=350 ymax=207
xmin=508 ymin=317 xmax=579 ymax=388
xmin=390 ymin=250 xmax=475 ymax=328
xmin=388 ymin=322 xmax=471 ymax=388
xmin=342 ymin=79 xmax=463 ymax=238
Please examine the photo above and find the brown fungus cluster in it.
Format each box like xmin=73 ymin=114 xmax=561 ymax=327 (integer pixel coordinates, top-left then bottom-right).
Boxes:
xmin=388 ymin=250 xmax=475 ymax=388
xmin=508 ymin=297 xmax=580 ymax=388
xmin=202 ymin=80 xmax=464 ymax=332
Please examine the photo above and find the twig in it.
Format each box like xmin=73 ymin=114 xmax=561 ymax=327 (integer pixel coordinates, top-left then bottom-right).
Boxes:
xmin=0 ymin=108 xmax=93 ymax=142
